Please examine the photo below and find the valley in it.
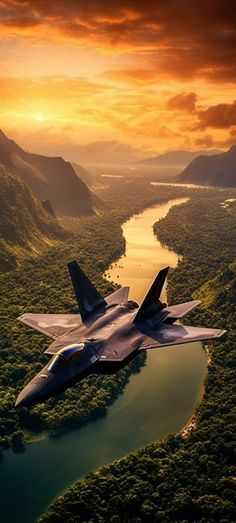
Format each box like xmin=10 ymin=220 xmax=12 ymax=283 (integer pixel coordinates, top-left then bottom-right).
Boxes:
xmin=0 ymin=152 xmax=235 ymax=523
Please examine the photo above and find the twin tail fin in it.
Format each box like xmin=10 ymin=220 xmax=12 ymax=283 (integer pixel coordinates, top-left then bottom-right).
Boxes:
xmin=133 ymin=266 xmax=169 ymax=324
xmin=68 ymin=261 xmax=106 ymax=322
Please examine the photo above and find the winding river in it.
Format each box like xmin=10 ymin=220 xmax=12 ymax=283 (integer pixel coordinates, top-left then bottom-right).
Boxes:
xmin=0 ymin=198 xmax=207 ymax=523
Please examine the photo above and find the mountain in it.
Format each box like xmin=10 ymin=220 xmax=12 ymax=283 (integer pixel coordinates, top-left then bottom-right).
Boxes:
xmin=0 ymin=130 xmax=93 ymax=216
xmin=72 ymin=162 xmax=93 ymax=186
xmin=137 ymin=149 xmax=222 ymax=166
xmin=0 ymin=162 xmax=65 ymax=271
xmin=178 ymin=145 xmax=236 ymax=186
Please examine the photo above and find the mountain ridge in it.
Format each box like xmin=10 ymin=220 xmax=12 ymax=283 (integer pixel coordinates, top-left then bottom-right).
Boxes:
xmin=0 ymin=130 xmax=94 ymax=216
xmin=137 ymin=149 xmax=222 ymax=166
xmin=178 ymin=145 xmax=236 ymax=186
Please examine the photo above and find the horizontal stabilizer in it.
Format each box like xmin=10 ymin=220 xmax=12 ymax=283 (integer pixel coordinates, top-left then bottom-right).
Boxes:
xmin=68 ymin=261 xmax=106 ymax=322
xmin=133 ymin=266 xmax=169 ymax=324
xmin=105 ymin=286 xmax=129 ymax=305
xmin=139 ymin=324 xmax=226 ymax=350
xmin=18 ymin=313 xmax=82 ymax=339
xmin=164 ymin=300 xmax=201 ymax=321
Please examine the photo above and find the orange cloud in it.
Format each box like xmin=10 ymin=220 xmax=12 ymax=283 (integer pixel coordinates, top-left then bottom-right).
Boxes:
xmin=101 ymin=69 xmax=159 ymax=85
xmin=196 ymin=101 xmax=236 ymax=129
xmin=194 ymin=135 xmax=214 ymax=148
xmin=0 ymin=1 xmax=235 ymax=82
xmin=1 ymin=1 xmax=235 ymax=158
xmin=167 ymin=93 xmax=197 ymax=113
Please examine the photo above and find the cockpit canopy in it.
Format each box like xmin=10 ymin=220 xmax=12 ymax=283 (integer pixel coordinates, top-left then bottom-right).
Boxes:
xmin=48 ymin=343 xmax=85 ymax=372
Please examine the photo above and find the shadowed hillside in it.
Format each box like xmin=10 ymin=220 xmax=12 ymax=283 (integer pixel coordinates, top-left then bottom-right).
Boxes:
xmin=72 ymin=162 xmax=93 ymax=186
xmin=0 ymin=130 xmax=94 ymax=216
xmin=178 ymin=145 xmax=236 ymax=186
xmin=0 ymin=163 xmax=66 ymax=271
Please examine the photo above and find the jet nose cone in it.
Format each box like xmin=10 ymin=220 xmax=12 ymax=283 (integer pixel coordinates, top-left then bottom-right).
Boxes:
xmin=15 ymin=383 xmax=42 ymax=408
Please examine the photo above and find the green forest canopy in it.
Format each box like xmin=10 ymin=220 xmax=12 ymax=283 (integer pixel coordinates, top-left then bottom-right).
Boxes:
xmin=39 ymin=189 xmax=236 ymax=523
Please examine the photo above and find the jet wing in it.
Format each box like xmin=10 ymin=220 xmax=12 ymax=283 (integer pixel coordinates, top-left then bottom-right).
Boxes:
xmin=139 ymin=323 xmax=226 ymax=350
xmin=18 ymin=313 xmax=82 ymax=339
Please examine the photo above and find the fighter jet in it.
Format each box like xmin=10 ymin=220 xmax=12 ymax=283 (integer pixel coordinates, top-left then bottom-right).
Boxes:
xmin=15 ymin=261 xmax=226 ymax=407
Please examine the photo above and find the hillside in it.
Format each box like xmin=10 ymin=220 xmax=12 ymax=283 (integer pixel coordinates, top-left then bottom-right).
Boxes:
xmin=0 ymin=163 xmax=65 ymax=271
xmin=178 ymin=145 xmax=236 ymax=186
xmin=195 ymin=260 xmax=236 ymax=310
xmin=72 ymin=162 xmax=93 ymax=186
xmin=0 ymin=130 xmax=94 ymax=216
xmin=137 ymin=149 xmax=221 ymax=166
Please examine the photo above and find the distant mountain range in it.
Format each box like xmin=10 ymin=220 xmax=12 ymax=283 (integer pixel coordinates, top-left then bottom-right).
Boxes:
xmin=0 ymin=162 xmax=66 ymax=271
xmin=138 ymin=149 xmax=222 ymax=166
xmin=178 ymin=145 xmax=236 ymax=186
xmin=0 ymin=130 xmax=93 ymax=216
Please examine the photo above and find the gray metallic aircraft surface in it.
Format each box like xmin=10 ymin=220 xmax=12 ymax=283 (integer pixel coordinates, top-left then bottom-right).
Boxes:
xmin=15 ymin=261 xmax=226 ymax=407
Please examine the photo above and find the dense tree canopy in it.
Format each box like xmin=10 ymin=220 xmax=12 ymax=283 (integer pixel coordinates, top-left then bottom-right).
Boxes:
xmin=38 ymin=188 xmax=236 ymax=523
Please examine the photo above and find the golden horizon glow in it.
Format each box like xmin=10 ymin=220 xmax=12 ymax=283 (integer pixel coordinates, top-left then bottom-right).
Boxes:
xmin=0 ymin=1 xmax=236 ymax=163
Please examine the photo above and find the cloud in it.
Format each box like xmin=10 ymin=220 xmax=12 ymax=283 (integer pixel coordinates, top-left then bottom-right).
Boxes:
xmin=194 ymin=135 xmax=213 ymax=148
xmin=101 ymin=69 xmax=159 ymax=85
xmin=166 ymin=92 xmax=197 ymax=112
xmin=222 ymin=127 xmax=236 ymax=147
xmin=0 ymin=1 xmax=236 ymax=82
xmin=196 ymin=101 xmax=236 ymax=129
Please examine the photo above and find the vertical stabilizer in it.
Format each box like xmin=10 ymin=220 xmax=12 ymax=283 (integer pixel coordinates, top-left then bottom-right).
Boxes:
xmin=133 ymin=266 xmax=169 ymax=323
xmin=68 ymin=261 xmax=106 ymax=322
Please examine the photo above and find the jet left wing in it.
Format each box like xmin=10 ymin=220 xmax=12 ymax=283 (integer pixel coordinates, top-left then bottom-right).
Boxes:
xmin=18 ymin=313 xmax=82 ymax=339
xmin=139 ymin=323 xmax=226 ymax=350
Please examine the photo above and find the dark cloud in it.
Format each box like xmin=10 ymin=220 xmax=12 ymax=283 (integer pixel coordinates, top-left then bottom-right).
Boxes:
xmin=1 ymin=1 xmax=236 ymax=82
xmin=196 ymin=101 xmax=236 ymax=129
xmin=167 ymin=92 xmax=197 ymax=112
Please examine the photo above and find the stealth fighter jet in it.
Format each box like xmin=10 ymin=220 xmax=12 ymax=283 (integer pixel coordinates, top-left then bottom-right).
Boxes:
xmin=15 ymin=261 xmax=226 ymax=407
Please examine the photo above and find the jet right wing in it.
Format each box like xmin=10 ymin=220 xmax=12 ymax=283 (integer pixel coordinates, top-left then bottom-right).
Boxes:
xmin=139 ymin=323 xmax=226 ymax=350
xmin=18 ymin=313 xmax=82 ymax=339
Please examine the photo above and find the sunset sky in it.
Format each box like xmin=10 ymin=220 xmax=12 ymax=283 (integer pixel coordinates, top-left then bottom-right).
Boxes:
xmin=1 ymin=0 xmax=236 ymax=163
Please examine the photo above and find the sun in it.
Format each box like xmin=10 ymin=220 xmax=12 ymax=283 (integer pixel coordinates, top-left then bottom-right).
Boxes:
xmin=33 ymin=114 xmax=45 ymax=122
